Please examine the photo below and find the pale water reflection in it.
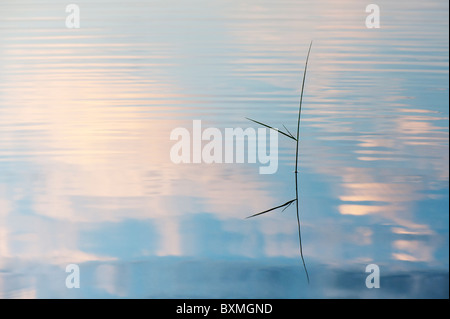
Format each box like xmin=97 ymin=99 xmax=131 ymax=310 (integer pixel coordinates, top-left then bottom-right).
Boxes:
xmin=0 ymin=0 xmax=448 ymax=298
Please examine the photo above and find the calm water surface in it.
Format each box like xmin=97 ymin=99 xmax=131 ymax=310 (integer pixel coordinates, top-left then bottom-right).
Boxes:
xmin=0 ymin=0 xmax=448 ymax=298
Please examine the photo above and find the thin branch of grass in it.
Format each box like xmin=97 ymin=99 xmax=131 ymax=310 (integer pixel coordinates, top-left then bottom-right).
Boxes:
xmin=246 ymin=117 xmax=297 ymax=141
xmin=293 ymin=41 xmax=313 ymax=284
xmin=281 ymin=198 xmax=295 ymax=212
xmin=246 ymin=199 xmax=296 ymax=219
xmin=294 ymin=40 xmax=313 ymax=174
xmin=282 ymin=124 xmax=295 ymax=140
xmin=295 ymin=173 xmax=310 ymax=284
xmin=244 ymin=41 xmax=313 ymax=284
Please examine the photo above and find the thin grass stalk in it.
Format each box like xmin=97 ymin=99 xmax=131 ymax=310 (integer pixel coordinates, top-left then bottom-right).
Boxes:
xmin=294 ymin=41 xmax=313 ymax=283
xmin=294 ymin=41 xmax=313 ymax=173
xmin=245 ymin=41 xmax=313 ymax=284
xmin=295 ymin=173 xmax=310 ymax=283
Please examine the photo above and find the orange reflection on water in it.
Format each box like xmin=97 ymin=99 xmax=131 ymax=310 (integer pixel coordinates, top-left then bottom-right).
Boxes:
xmin=392 ymin=240 xmax=434 ymax=262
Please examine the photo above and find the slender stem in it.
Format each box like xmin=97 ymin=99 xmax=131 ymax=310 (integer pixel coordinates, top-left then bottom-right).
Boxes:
xmin=294 ymin=41 xmax=312 ymax=284
xmin=294 ymin=41 xmax=313 ymax=173
xmin=295 ymin=172 xmax=309 ymax=284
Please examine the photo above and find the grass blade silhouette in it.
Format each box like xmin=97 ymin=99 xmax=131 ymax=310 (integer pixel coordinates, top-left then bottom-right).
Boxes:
xmin=282 ymin=124 xmax=295 ymax=140
xmin=281 ymin=198 xmax=295 ymax=212
xmin=294 ymin=41 xmax=313 ymax=173
xmin=246 ymin=199 xmax=296 ymax=219
xmin=245 ymin=41 xmax=313 ymax=284
xmin=246 ymin=117 xmax=297 ymax=141
xmin=293 ymin=41 xmax=313 ymax=284
xmin=295 ymin=173 xmax=309 ymax=283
